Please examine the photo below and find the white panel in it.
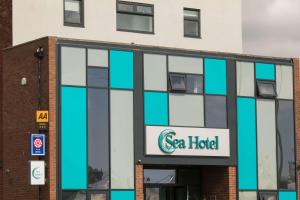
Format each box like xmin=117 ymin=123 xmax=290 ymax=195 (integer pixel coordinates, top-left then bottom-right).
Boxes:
xmin=145 ymin=126 xmax=230 ymax=157
xmin=13 ymin=0 xmax=242 ymax=53
xmin=169 ymin=56 xmax=203 ymax=74
xmin=61 ymin=46 xmax=86 ymax=86
xmin=236 ymin=62 xmax=254 ymax=97
xmin=144 ymin=54 xmax=167 ymax=91
xmin=276 ymin=65 xmax=293 ymax=99
xmin=169 ymin=94 xmax=204 ymax=127
xmin=257 ymin=99 xmax=277 ymax=190
xmin=88 ymin=49 xmax=108 ymax=67
xmin=110 ymin=90 xmax=134 ymax=189
xmin=239 ymin=191 xmax=257 ymax=200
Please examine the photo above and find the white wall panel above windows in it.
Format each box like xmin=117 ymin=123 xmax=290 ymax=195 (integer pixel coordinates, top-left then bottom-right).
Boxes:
xmin=144 ymin=54 xmax=167 ymax=91
xmin=257 ymin=99 xmax=277 ymax=190
xmin=61 ymin=46 xmax=86 ymax=86
xmin=169 ymin=94 xmax=204 ymax=127
xmin=236 ymin=62 xmax=254 ymax=97
xmin=276 ymin=65 xmax=293 ymax=99
xmin=169 ymin=56 xmax=203 ymax=74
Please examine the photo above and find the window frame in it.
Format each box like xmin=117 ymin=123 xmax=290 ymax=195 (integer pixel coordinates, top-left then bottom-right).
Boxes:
xmin=116 ymin=1 xmax=154 ymax=34
xmin=256 ymin=80 xmax=277 ymax=99
xmin=63 ymin=0 xmax=85 ymax=27
xmin=183 ymin=8 xmax=201 ymax=38
xmin=168 ymin=73 xmax=203 ymax=94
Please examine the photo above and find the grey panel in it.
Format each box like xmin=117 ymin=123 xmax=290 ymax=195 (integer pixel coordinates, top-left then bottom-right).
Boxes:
xmin=239 ymin=191 xmax=257 ymax=200
xmin=61 ymin=46 xmax=86 ymax=86
xmin=88 ymin=49 xmax=108 ymax=67
xmin=169 ymin=56 xmax=203 ymax=74
xmin=236 ymin=62 xmax=254 ymax=97
xmin=205 ymin=95 xmax=227 ymax=128
xmin=276 ymin=65 xmax=293 ymax=99
xmin=169 ymin=94 xmax=204 ymax=127
xmin=257 ymin=99 xmax=277 ymax=190
xmin=110 ymin=90 xmax=134 ymax=189
xmin=144 ymin=54 xmax=167 ymax=91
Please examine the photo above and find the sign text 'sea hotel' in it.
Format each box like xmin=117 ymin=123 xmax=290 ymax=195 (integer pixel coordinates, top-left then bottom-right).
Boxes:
xmin=0 ymin=1 xmax=299 ymax=200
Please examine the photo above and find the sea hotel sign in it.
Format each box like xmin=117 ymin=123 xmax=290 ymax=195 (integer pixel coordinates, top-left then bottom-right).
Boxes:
xmin=146 ymin=126 xmax=230 ymax=157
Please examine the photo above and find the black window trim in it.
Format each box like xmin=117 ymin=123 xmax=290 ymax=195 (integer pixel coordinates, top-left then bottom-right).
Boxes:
xmin=256 ymin=80 xmax=277 ymax=99
xmin=116 ymin=0 xmax=155 ymax=34
xmin=183 ymin=8 xmax=201 ymax=39
xmin=64 ymin=0 xmax=85 ymax=28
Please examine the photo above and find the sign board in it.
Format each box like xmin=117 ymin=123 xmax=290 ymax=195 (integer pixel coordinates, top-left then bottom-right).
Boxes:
xmin=145 ymin=126 xmax=230 ymax=157
xmin=31 ymin=134 xmax=46 ymax=156
xmin=36 ymin=110 xmax=49 ymax=123
xmin=29 ymin=160 xmax=45 ymax=185
xmin=36 ymin=122 xmax=49 ymax=131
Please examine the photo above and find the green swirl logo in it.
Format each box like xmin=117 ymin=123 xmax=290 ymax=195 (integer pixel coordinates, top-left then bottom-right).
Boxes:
xmin=158 ymin=129 xmax=176 ymax=154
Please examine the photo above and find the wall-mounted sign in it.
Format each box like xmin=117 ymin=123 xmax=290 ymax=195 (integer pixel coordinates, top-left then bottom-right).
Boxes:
xmin=36 ymin=110 xmax=49 ymax=130
xmin=145 ymin=126 xmax=230 ymax=157
xmin=29 ymin=160 xmax=45 ymax=185
xmin=31 ymin=134 xmax=45 ymax=156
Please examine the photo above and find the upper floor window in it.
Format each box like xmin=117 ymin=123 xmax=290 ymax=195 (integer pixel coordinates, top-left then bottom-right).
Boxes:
xmin=117 ymin=1 xmax=154 ymax=34
xmin=64 ymin=0 xmax=84 ymax=27
xmin=184 ymin=8 xmax=200 ymax=38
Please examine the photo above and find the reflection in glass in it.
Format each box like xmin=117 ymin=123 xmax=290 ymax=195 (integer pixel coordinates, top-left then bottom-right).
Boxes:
xmin=257 ymin=81 xmax=276 ymax=98
xmin=91 ymin=194 xmax=106 ymax=200
xmin=259 ymin=192 xmax=277 ymax=200
xmin=146 ymin=188 xmax=159 ymax=200
xmin=205 ymin=95 xmax=227 ymax=128
xmin=186 ymin=75 xmax=203 ymax=94
xmin=87 ymin=68 xmax=108 ymax=87
xmin=277 ymin=100 xmax=296 ymax=190
xmin=62 ymin=191 xmax=86 ymax=200
xmin=144 ymin=169 xmax=176 ymax=184
xmin=88 ymin=89 xmax=109 ymax=189
xmin=117 ymin=13 xmax=153 ymax=32
xmin=169 ymin=74 xmax=186 ymax=92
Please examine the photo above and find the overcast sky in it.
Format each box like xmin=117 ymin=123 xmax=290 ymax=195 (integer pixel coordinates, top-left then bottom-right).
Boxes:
xmin=242 ymin=0 xmax=300 ymax=58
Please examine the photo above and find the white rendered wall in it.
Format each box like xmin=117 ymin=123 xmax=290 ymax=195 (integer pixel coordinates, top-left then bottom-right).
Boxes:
xmin=13 ymin=0 xmax=242 ymax=53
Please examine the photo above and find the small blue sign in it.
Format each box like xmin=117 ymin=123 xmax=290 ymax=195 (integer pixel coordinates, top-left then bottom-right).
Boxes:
xmin=31 ymin=134 xmax=46 ymax=156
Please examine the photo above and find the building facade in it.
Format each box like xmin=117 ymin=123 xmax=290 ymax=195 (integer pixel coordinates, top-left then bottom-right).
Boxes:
xmin=0 ymin=1 xmax=299 ymax=200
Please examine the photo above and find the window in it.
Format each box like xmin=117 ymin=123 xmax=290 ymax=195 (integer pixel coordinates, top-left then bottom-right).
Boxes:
xmin=169 ymin=74 xmax=203 ymax=93
xmin=64 ymin=0 xmax=84 ymax=26
xmin=117 ymin=1 xmax=154 ymax=33
xmin=257 ymin=80 xmax=277 ymax=98
xmin=259 ymin=192 xmax=277 ymax=200
xmin=169 ymin=74 xmax=186 ymax=92
xmin=186 ymin=75 xmax=203 ymax=93
xmin=184 ymin=8 xmax=200 ymax=38
xmin=144 ymin=169 xmax=176 ymax=184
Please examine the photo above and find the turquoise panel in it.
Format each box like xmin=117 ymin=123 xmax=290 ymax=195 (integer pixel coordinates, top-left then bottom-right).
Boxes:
xmin=144 ymin=92 xmax=168 ymax=125
xmin=237 ymin=97 xmax=257 ymax=190
xmin=111 ymin=191 xmax=135 ymax=200
xmin=279 ymin=191 xmax=296 ymax=200
xmin=61 ymin=86 xmax=87 ymax=189
xmin=110 ymin=50 xmax=134 ymax=89
xmin=204 ymin=58 xmax=227 ymax=95
xmin=255 ymin=63 xmax=275 ymax=80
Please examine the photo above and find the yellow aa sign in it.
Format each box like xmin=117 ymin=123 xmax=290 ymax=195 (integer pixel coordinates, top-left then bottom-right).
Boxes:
xmin=36 ymin=110 xmax=49 ymax=123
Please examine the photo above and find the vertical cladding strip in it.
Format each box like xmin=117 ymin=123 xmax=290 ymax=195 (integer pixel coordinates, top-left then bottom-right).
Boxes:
xmin=110 ymin=90 xmax=134 ymax=189
xmin=257 ymin=99 xmax=277 ymax=190
xmin=61 ymin=86 xmax=87 ymax=189
xmin=237 ymin=98 xmax=257 ymax=190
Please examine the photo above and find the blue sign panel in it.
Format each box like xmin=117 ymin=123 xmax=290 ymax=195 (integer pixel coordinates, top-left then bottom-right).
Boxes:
xmin=31 ymin=134 xmax=46 ymax=156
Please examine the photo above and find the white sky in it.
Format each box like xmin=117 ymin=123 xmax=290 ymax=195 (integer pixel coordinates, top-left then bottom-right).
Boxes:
xmin=242 ymin=0 xmax=300 ymax=58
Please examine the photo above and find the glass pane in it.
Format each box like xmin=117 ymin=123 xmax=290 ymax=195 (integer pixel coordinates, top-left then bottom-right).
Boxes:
xmin=87 ymin=68 xmax=108 ymax=87
xmin=88 ymin=89 xmax=109 ymax=189
xmin=236 ymin=62 xmax=255 ymax=97
xmin=144 ymin=169 xmax=176 ymax=184
xmin=168 ymin=56 xmax=203 ymax=74
xmin=117 ymin=13 xmax=153 ymax=32
xmin=205 ymin=95 xmax=227 ymax=128
xmin=277 ymin=101 xmax=296 ymax=190
xmin=177 ymin=169 xmax=201 ymax=185
xmin=136 ymin=5 xmax=153 ymax=14
xmin=259 ymin=192 xmax=277 ymax=200
xmin=62 ymin=191 xmax=86 ymax=200
xmin=257 ymin=82 xmax=276 ymax=97
xmin=91 ymin=193 xmax=107 ymax=200
xmin=88 ymin=49 xmax=108 ymax=67
xmin=186 ymin=75 xmax=203 ymax=93
xmin=65 ymin=0 xmax=81 ymax=24
xmin=144 ymin=54 xmax=167 ymax=91
xmin=184 ymin=20 xmax=199 ymax=37
xmin=184 ymin=9 xmax=199 ymax=19
xmin=145 ymin=188 xmax=159 ymax=200
xmin=276 ymin=65 xmax=293 ymax=99
xmin=118 ymin=3 xmax=134 ymax=12
xmin=169 ymin=74 xmax=186 ymax=91
xmin=257 ymin=100 xmax=277 ymax=190
xmin=110 ymin=91 xmax=134 ymax=189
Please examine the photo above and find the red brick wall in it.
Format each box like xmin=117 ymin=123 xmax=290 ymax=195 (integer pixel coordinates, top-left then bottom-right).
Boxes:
xmin=2 ymin=37 xmax=57 ymax=200
xmin=0 ymin=0 xmax=13 ymax=198
xmin=136 ymin=164 xmax=144 ymax=200
xmin=293 ymin=58 xmax=300 ymax=200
